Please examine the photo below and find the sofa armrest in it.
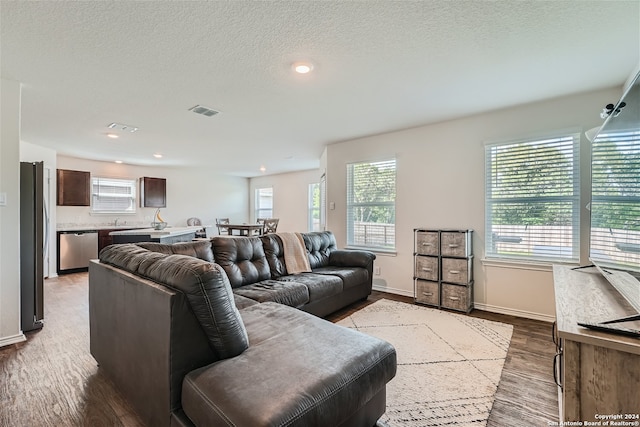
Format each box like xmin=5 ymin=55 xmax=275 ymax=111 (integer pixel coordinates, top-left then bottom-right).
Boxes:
xmin=328 ymin=250 xmax=376 ymax=269
xmin=89 ymin=260 xmax=216 ymax=427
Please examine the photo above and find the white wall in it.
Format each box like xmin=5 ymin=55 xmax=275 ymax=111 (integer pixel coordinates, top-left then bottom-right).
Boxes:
xmin=56 ymin=156 xmax=248 ymax=228
xmin=0 ymin=79 xmax=25 ymax=347
xmin=249 ymin=169 xmax=322 ymax=232
xmin=326 ymin=86 xmax=624 ymax=321
xmin=20 ymin=141 xmax=57 ymax=278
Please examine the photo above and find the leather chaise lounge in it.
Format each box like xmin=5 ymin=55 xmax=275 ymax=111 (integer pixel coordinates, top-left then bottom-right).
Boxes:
xmin=89 ymin=231 xmax=397 ymax=426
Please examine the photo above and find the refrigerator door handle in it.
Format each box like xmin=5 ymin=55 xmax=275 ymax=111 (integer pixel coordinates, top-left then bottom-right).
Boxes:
xmin=43 ymin=199 xmax=50 ymax=256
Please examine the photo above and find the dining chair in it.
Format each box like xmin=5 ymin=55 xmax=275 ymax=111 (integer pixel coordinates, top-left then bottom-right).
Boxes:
xmin=254 ymin=218 xmax=266 ymax=236
xmin=263 ymin=218 xmax=279 ymax=234
xmin=216 ymin=218 xmax=230 ymax=235
xmin=187 ymin=217 xmax=206 ymax=238
xmin=187 ymin=217 xmax=202 ymax=226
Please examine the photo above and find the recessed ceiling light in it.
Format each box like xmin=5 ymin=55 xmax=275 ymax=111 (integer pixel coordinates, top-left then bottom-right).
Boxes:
xmin=114 ymin=160 xmax=123 ymax=164
xmin=106 ymin=133 xmax=119 ymax=139
xmin=259 ymin=166 xmax=266 ymax=173
xmin=292 ymin=62 xmax=314 ymax=74
xmin=153 ymin=153 xmax=163 ymax=159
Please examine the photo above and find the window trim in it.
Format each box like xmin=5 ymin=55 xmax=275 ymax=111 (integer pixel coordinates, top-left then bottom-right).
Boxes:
xmin=254 ymin=187 xmax=273 ymax=221
xmin=346 ymin=158 xmax=396 ymax=251
xmin=589 ymin=129 xmax=640 ymax=273
xmin=308 ymin=182 xmax=321 ymax=232
xmin=484 ymin=131 xmax=581 ymax=264
xmin=90 ymin=176 xmax=137 ymax=215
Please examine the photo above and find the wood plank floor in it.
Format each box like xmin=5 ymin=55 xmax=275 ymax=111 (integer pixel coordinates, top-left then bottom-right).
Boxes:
xmin=1 ymin=273 xmax=558 ymax=426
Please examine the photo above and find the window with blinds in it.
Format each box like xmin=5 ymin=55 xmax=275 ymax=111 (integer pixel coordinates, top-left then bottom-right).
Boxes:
xmin=346 ymin=159 xmax=396 ymax=251
xmin=590 ymin=130 xmax=640 ymax=271
xmin=320 ymin=173 xmax=326 ymax=231
xmin=91 ymin=177 xmax=136 ymax=213
xmin=255 ymin=187 xmax=273 ymax=220
xmin=485 ymin=134 xmax=580 ymax=262
xmin=308 ymin=182 xmax=321 ymax=232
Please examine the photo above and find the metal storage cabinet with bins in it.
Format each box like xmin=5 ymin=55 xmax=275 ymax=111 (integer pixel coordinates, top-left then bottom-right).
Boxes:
xmin=413 ymin=229 xmax=474 ymax=313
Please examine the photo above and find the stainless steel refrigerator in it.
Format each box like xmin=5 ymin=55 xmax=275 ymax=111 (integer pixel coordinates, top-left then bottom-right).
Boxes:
xmin=20 ymin=161 xmax=45 ymax=332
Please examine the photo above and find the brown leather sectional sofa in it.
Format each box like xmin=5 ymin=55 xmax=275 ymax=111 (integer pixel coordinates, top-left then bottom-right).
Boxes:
xmin=89 ymin=231 xmax=397 ymax=426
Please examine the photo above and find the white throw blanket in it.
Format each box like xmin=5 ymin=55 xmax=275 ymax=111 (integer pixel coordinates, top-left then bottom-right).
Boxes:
xmin=278 ymin=232 xmax=311 ymax=274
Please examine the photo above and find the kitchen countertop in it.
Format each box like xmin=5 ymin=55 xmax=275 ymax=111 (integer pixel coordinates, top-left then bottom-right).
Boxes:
xmin=57 ymin=224 xmax=149 ymax=232
xmin=108 ymin=226 xmax=204 ymax=237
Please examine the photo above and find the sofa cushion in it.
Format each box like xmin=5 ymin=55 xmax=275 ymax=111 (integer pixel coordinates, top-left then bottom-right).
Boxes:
xmin=312 ymin=266 xmax=370 ymax=290
xmin=277 ymin=273 xmax=343 ymax=302
xmin=260 ymin=234 xmax=287 ymax=277
xmin=302 ymin=231 xmax=337 ymax=268
xmin=182 ymin=302 xmax=397 ymax=427
xmin=99 ymin=244 xmax=249 ymax=360
xmin=136 ymin=241 xmax=214 ymax=262
xmin=211 ymin=236 xmax=271 ymax=288
xmin=233 ymin=293 xmax=260 ymax=310
xmin=233 ymin=280 xmax=309 ymax=307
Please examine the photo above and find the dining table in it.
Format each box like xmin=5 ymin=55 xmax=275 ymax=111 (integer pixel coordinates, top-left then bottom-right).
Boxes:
xmin=224 ymin=223 xmax=264 ymax=236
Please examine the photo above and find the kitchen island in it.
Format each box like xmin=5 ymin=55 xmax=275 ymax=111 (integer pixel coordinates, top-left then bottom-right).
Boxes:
xmin=109 ymin=226 xmax=203 ymax=244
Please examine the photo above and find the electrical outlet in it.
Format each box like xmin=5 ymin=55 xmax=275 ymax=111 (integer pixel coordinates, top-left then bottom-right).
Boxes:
xmin=374 ymin=266 xmax=381 ymax=275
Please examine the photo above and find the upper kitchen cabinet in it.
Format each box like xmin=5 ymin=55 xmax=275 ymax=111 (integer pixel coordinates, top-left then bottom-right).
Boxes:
xmin=57 ymin=169 xmax=90 ymax=206
xmin=140 ymin=177 xmax=166 ymax=207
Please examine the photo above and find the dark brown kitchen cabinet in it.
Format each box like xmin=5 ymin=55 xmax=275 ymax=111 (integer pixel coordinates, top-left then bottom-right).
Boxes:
xmin=57 ymin=169 xmax=90 ymax=206
xmin=98 ymin=228 xmax=144 ymax=251
xmin=140 ymin=177 xmax=166 ymax=207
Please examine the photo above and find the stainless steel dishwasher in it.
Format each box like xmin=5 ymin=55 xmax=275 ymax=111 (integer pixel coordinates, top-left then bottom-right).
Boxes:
xmin=58 ymin=230 xmax=98 ymax=274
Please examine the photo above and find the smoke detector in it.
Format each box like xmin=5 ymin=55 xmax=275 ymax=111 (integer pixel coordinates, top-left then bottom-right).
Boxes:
xmin=189 ymin=105 xmax=220 ymax=117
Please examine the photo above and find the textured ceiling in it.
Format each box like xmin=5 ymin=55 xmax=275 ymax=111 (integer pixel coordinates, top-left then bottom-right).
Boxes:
xmin=1 ymin=1 xmax=639 ymax=177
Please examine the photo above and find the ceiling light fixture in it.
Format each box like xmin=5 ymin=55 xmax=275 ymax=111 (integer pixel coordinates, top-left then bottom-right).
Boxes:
xmin=153 ymin=153 xmax=163 ymax=159
xmin=108 ymin=122 xmax=139 ymax=133
xmin=189 ymin=105 xmax=220 ymax=117
xmin=106 ymin=133 xmax=119 ymax=139
xmin=259 ymin=166 xmax=266 ymax=173
xmin=292 ymin=62 xmax=314 ymax=74
xmin=114 ymin=160 xmax=123 ymax=164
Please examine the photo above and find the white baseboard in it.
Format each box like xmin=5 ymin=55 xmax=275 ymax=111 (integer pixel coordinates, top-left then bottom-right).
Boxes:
xmin=0 ymin=333 xmax=26 ymax=348
xmin=372 ymin=284 xmax=414 ymax=298
xmin=372 ymin=285 xmax=555 ymax=323
xmin=474 ymin=303 xmax=555 ymax=323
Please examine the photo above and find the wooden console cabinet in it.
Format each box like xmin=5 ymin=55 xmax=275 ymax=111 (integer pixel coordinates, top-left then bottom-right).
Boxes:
xmin=553 ymin=265 xmax=640 ymax=422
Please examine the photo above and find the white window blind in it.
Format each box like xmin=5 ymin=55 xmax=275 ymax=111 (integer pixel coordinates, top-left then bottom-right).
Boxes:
xmin=91 ymin=177 xmax=136 ymax=213
xmin=320 ymin=173 xmax=326 ymax=231
xmin=346 ymin=159 xmax=396 ymax=250
xmin=590 ymin=130 xmax=640 ymax=271
xmin=485 ymin=134 xmax=580 ymax=262
xmin=255 ymin=187 xmax=273 ymax=220
xmin=308 ymin=182 xmax=321 ymax=232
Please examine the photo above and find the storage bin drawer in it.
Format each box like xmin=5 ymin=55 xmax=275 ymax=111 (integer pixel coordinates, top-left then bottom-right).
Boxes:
xmin=441 ymin=231 xmax=472 ymax=257
xmin=415 ymin=231 xmax=439 ymax=256
xmin=441 ymin=257 xmax=473 ymax=284
xmin=441 ymin=283 xmax=472 ymax=312
xmin=415 ymin=256 xmax=438 ymax=281
xmin=415 ymin=280 xmax=439 ymax=306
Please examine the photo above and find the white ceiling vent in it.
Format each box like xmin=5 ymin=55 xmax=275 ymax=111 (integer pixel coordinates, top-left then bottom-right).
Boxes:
xmin=189 ymin=105 xmax=220 ymax=117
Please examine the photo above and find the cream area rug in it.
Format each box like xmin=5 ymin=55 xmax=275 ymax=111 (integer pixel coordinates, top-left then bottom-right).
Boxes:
xmin=337 ymin=299 xmax=513 ymax=427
